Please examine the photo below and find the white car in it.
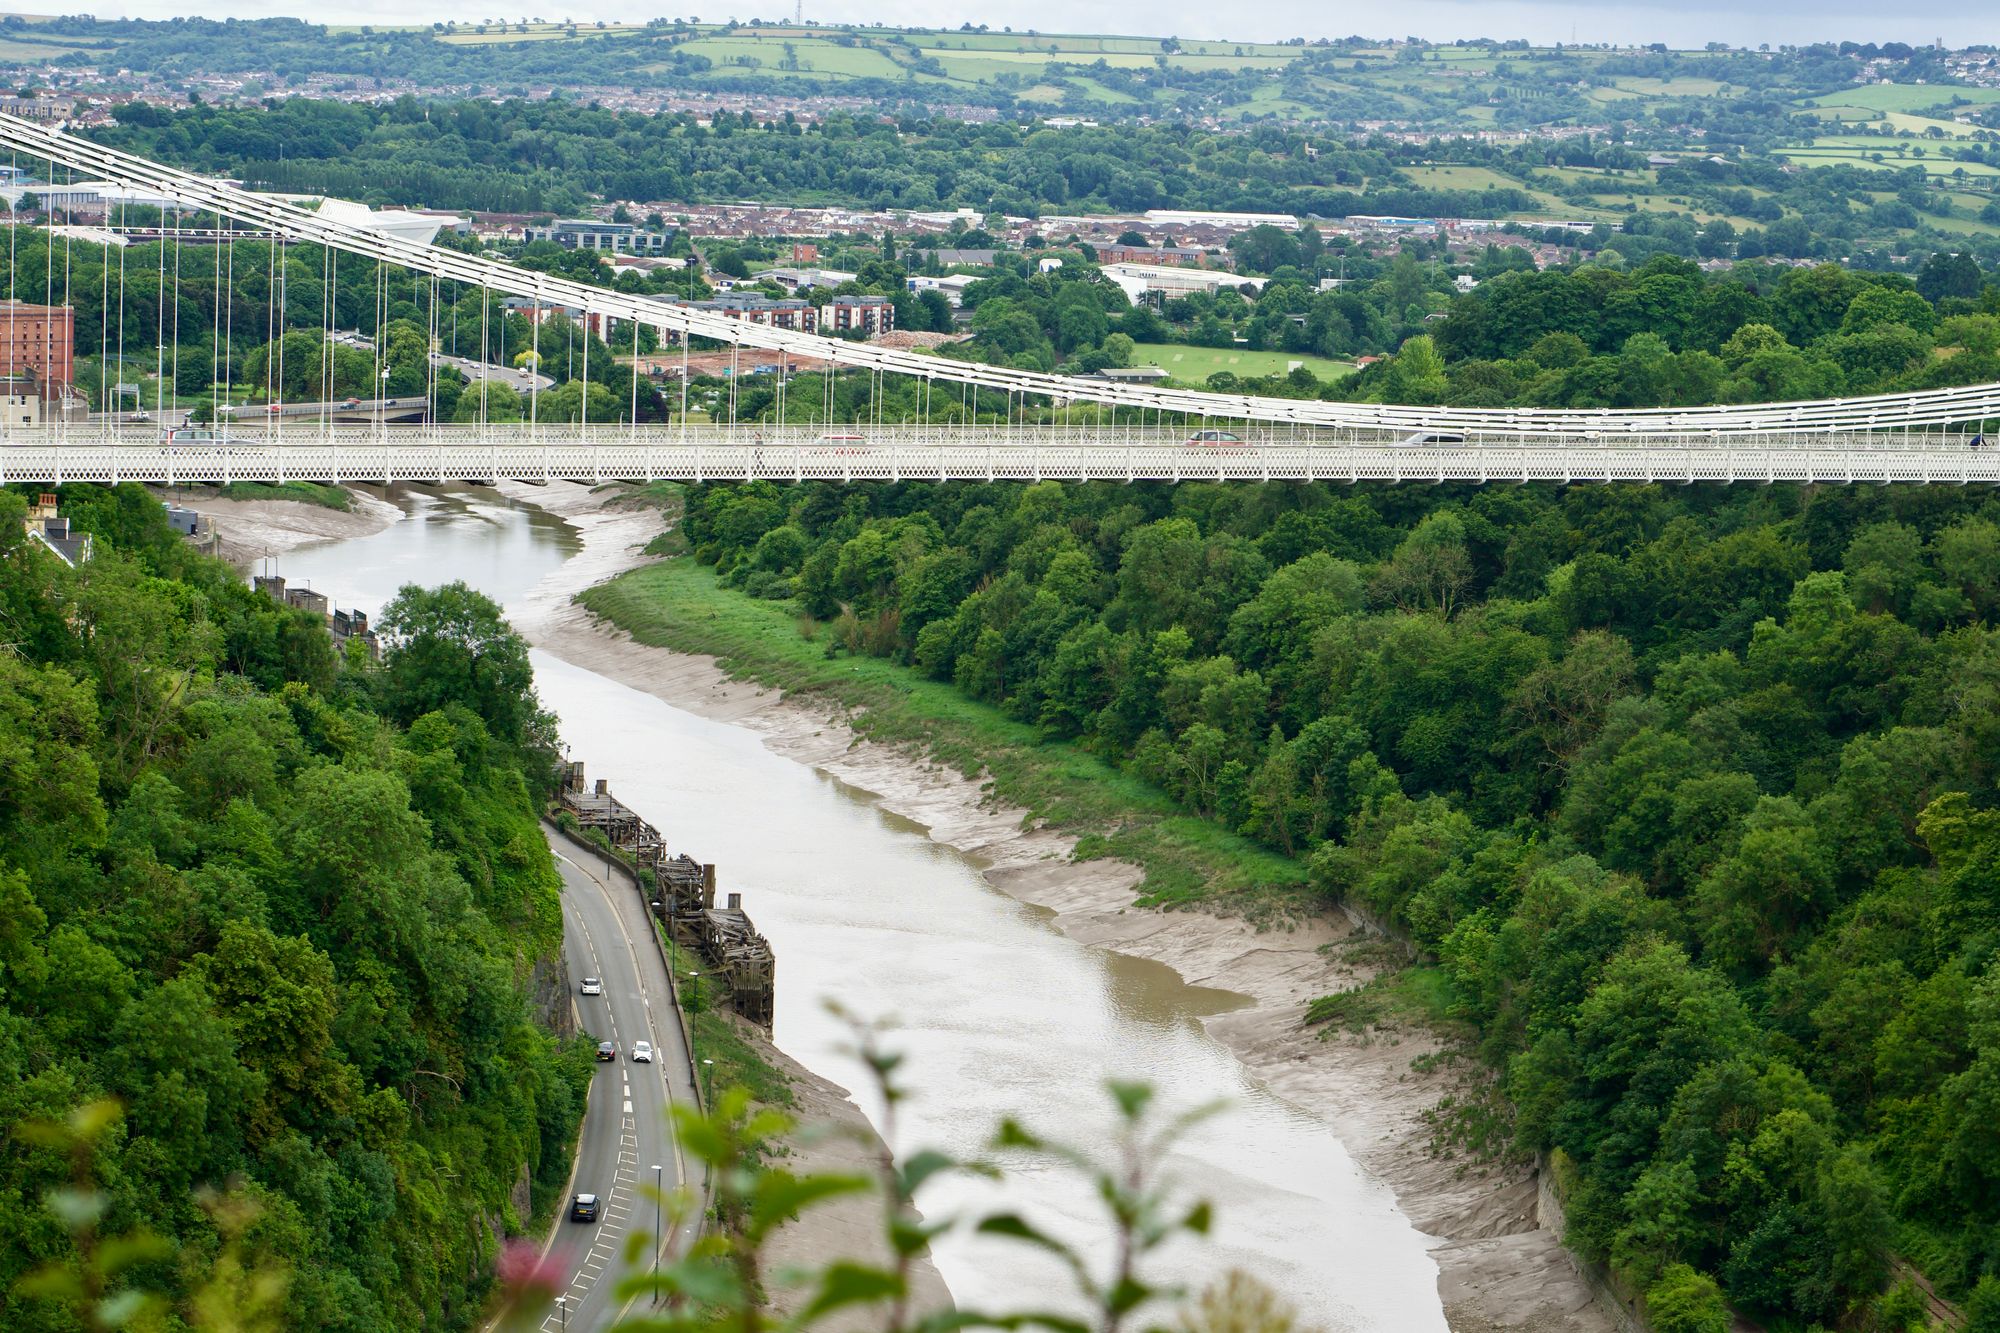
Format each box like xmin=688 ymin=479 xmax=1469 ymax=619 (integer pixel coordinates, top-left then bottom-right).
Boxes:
xmin=1397 ymin=431 xmax=1467 ymax=448
xmin=630 ymin=1040 xmax=654 ymax=1063
xmin=579 ymin=976 xmax=603 ymax=996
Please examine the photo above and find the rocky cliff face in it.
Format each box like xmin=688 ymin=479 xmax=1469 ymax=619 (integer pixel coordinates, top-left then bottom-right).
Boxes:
xmin=529 ymin=950 xmax=576 ymax=1038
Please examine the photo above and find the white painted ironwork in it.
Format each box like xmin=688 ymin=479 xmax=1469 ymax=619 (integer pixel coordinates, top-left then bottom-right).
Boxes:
xmin=3 ymin=424 xmax=1997 ymax=486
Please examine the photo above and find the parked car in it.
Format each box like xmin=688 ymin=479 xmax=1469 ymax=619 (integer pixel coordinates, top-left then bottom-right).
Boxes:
xmin=1184 ymin=429 xmax=1245 ymax=448
xmin=570 ymin=1193 xmax=600 ymax=1223
xmin=630 ymin=1040 xmax=654 ymax=1063
xmin=579 ymin=976 xmax=603 ymax=996
xmin=595 ymin=1041 xmax=616 ymax=1061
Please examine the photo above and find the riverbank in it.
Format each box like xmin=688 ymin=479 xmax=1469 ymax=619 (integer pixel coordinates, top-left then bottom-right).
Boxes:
xmin=146 ymin=483 xmax=400 ymax=566
xmin=509 ymin=481 xmax=1614 ymax=1333
xmin=495 ymin=481 xmax=955 ymax=1326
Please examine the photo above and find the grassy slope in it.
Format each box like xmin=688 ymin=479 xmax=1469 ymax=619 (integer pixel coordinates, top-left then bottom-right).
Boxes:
xmin=1132 ymin=343 xmax=1356 ymax=382
xmin=579 ymin=555 xmax=1306 ymax=912
xmin=216 ymin=479 xmax=354 ymax=510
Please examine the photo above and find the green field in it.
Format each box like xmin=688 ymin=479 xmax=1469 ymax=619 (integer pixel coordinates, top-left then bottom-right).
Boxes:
xmin=1776 ymin=147 xmax=2000 ymax=179
xmin=1801 ymin=83 xmax=2000 ymax=114
xmin=1398 ymin=164 xmax=1524 ymax=192
xmin=1132 ymin=343 xmax=1354 ymax=383
xmin=680 ymin=35 xmax=913 ymax=79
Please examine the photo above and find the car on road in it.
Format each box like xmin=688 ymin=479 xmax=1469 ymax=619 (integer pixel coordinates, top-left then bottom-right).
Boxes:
xmin=569 ymin=1193 xmax=600 ymax=1223
xmin=1395 ymin=431 xmax=1467 ymax=448
xmin=1184 ymin=429 xmax=1246 ymax=448
xmin=160 ymin=427 xmax=235 ymax=450
xmin=595 ymin=1041 xmax=616 ymax=1061
xmin=630 ymin=1040 xmax=654 ymax=1063
xmin=579 ymin=976 xmax=603 ymax=995
xmin=343 ymin=396 xmax=361 ymax=408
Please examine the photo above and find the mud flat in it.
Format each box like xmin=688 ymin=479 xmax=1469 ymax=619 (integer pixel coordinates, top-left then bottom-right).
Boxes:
xmin=148 ymin=484 xmax=401 ymax=566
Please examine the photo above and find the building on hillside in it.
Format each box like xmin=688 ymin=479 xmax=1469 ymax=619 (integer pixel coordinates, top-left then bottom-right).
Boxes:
xmin=21 ymin=493 xmax=91 ymax=566
xmin=824 ymin=295 xmax=894 ymax=337
xmin=1099 ymin=263 xmax=1267 ymax=305
xmin=759 ymin=266 xmax=857 ymax=292
xmin=251 ymin=574 xmax=378 ymax=656
xmin=1143 ymin=208 xmax=1298 ymax=232
xmin=927 ymin=247 xmax=997 ymax=267
xmin=1092 ymin=244 xmax=1207 ymax=266
xmin=650 ymin=294 xmax=821 ymax=336
xmin=904 ymin=273 xmax=980 ymax=306
xmin=162 ymin=503 xmax=220 ymax=557
xmin=0 ymin=96 xmax=75 ymax=122
xmin=0 ymin=302 xmax=74 ymax=399
xmin=524 ymin=219 xmax=671 ymax=253
xmin=1 ymin=373 xmax=42 ymax=428
xmin=330 ymin=607 xmax=380 ymax=660
xmin=500 ymin=296 xmax=613 ymax=340
xmin=1094 ymin=365 xmax=1169 ymax=384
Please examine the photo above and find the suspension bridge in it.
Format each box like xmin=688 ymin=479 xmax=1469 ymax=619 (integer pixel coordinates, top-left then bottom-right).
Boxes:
xmin=3 ymin=110 xmax=1999 ymax=486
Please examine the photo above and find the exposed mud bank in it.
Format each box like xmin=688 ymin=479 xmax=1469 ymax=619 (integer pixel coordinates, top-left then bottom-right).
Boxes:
xmin=148 ymin=484 xmax=401 ymax=566
xmin=505 ymin=481 xmax=1616 ymax=1333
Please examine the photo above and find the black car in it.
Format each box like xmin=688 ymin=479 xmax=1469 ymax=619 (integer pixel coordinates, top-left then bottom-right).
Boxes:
xmin=570 ymin=1193 xmax=600 ymax=1223
xmin=595 ymin=1041 xmax=616 ymax=1061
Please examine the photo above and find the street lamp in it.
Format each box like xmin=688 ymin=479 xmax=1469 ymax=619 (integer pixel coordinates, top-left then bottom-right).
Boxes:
xmin=652 ymin=1162 xmax=664 ymax=1300
xmin=377 ymin=366 xmax=391 ymax=436
xmin=555 ymin=1294 xmax=568 ymax=1331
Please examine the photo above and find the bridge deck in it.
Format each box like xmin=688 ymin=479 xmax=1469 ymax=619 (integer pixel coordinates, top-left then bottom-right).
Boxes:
xmin=4 ymin=426 xmax=1996 ymax=486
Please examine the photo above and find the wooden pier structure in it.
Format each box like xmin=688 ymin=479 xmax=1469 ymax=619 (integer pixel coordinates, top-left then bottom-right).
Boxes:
xmin=558 ymin=762 xmax=777 ymax=1029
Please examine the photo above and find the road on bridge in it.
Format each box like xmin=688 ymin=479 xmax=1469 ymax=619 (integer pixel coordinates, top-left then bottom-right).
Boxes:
xmin=544 ymin=832 xmax=700 ymax=1332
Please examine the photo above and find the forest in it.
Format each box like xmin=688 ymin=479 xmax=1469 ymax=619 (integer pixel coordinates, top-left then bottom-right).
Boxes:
xmin=70 ymin=94 xmax=2000 ymax=270
xmin=665 ymin=255 xmax=2000 ymax=1333
xmin=0 ymin=486 xmax=587 ymax=1330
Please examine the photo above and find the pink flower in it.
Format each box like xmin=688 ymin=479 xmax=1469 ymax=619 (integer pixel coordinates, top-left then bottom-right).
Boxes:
xmin=496 ymin=1240 xmax=565 ymax=1299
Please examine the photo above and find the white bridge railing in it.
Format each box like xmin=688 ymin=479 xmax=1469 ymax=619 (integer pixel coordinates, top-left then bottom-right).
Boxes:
xmin=4 ymin=424 xmax=1998 ymax=486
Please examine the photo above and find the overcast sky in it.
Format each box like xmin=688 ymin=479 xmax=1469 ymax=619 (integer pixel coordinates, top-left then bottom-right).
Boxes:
xmin=86 ymin=0 xmax=1999 ymax=52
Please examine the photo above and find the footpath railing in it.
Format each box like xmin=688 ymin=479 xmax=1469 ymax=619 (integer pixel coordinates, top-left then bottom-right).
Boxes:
xmin=7 ymin=422 xmax=2000 ymax=486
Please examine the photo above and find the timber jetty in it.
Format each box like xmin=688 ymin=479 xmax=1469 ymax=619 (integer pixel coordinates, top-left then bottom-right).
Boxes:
xmin=557 ymin=762 xmax=777 ymax=1029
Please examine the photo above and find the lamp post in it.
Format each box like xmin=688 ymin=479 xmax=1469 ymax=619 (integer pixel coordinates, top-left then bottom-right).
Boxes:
xmin=685 ymin=971 xmax=701 ymax=1098
xmin=652 ymin=1162 xmax=664 ymax=1302
xmin=555 ymin=1294 xmax=568 ymax=1331
xmin=376 ymin=365 xmax=390 ymax=437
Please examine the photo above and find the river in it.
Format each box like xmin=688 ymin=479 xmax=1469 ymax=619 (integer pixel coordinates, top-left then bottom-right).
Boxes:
xmin=274 ymin=485 xmax=1450 ymax=1332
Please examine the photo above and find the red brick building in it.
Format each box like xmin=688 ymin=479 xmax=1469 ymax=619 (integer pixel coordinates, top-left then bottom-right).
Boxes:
xmin=0 ymin=302 xmax=74 ymax=400
xmin=824 ymin=295 xmax=894 ymax=337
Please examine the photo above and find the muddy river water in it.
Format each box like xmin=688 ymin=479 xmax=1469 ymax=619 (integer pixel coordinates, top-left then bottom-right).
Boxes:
xmin=275 ymin=485 xmax=1449 ymax=1331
